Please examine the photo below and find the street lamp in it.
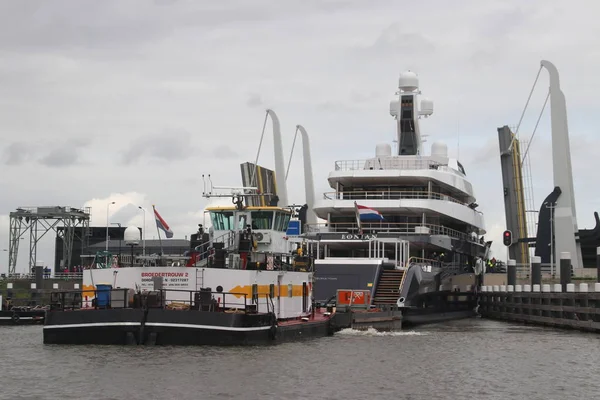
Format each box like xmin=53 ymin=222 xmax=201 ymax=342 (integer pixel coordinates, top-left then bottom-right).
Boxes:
xmin=106 ymin=201 xmax=115 ymax=252
xmin=545 ymin=201 xmax=556 ymax=277
xmin=138 ymin=206 xmax=146 ymax=257
xmin=111 ymin=222 xmax=122 ymax=266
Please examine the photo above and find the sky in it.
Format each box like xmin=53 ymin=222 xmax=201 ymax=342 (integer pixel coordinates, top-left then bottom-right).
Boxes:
xmin=2 ymin=0 xmax=600 ymax=273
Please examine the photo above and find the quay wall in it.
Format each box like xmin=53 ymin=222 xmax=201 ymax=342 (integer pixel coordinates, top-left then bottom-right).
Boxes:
xmin=478 ymin=283 xmax=600 ymax=333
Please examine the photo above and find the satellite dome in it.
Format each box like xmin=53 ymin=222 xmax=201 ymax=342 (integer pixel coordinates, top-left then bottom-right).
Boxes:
xmin=399 ymin=71 xmax=419 ymax=92
xmin=124 ymin=225 xmax=140 ymax=246
xmin=375 ymin=143 xmax=392 ymax=157
xmin=431 ymin=141 xmax=448 ymax=158
xmin=420 ymin=98 xmax=434 ymax=116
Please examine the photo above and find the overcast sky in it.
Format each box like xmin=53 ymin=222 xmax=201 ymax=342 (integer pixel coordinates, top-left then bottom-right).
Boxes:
xmin=2 ymin=0 xmax=600 ymax=273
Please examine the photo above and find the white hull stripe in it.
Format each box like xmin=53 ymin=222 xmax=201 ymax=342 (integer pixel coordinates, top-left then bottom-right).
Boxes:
xmin=43 ymin=321 xmax=271 ymax=331
xmin=145 ymin=322 xmax=271 ymax=331
xmin=44 ymin=322 xmax=140 ymax=329
xmin=0 ymin=316 xmax=35 ymax=320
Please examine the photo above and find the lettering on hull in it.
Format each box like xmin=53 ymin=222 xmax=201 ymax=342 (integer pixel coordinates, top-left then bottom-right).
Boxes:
xmin=340 ymin=234 xmax=378 ymax=240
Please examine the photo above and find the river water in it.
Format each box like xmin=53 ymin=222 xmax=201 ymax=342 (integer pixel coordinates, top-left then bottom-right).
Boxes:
xmin=1 ymin=318 xmax=598 ymax=400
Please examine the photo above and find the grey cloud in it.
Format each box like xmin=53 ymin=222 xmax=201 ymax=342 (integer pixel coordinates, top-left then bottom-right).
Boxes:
xmin=0 ymin=0 xmax=352 ymax=55
xmin=246 ymin=93 xmax=264 ymax=108
xmin=352 ymin=23 xmax=436 ymax=58
xmin=2 ymin=142 xmax=34 ymax=165
xmin=213 ymin=145 xmax=239 ymax=159
xmin=121 ymin=129 xmax=196 ymax=164
xmin=39 ymin=147 xmax=78 ymax=167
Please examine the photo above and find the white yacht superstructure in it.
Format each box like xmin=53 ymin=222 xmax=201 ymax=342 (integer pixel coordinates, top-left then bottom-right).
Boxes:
xmin=307 ymin=71 xmax=490 ymax=309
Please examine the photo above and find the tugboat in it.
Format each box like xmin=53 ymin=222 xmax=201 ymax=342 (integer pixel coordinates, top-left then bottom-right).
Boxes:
xmin=306 ymin=70 xmax=490 ymax=328
xmin=43 ymin=111 xmax=333 ymax=346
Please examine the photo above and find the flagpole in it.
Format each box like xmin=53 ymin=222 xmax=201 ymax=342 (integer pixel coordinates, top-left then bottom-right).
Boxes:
xmin=153 ymin=205 xmax=164 ymax=256
xmin=354 ymin=202 xmax=363 ymax=235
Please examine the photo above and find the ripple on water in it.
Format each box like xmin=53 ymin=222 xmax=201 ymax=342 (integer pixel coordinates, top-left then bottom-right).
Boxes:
xmin=0 ymin=319 xmax=598 ymax=400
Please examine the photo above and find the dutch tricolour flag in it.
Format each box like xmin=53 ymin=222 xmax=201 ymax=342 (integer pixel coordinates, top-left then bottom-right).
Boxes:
xmin=355 ymin=204 xmax=385 ymax=222
xmin=153 ymin=206 xmax=174 ymax=238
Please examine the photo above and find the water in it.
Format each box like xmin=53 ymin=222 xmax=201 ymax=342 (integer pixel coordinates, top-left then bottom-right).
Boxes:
xmin=1 ymin=319 xmax=599 ymax=400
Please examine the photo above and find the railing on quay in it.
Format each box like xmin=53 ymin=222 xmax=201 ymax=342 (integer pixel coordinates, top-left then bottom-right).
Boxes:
xmin=1 ymin=272 xmax=83 ymax=281
xmin=322 ymin=190 xmax=467 ymax=205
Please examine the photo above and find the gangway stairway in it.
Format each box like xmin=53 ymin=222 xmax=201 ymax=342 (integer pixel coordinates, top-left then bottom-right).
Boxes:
xmin=372 ymin=269 xmax=405 ymax=305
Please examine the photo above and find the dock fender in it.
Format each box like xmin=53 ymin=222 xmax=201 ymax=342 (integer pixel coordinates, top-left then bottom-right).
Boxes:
xmin=11 ymin=314 xmax=20 ymax=324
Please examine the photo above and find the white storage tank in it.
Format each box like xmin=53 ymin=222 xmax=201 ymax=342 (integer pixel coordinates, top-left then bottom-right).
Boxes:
xmin=124 ymin=226 xmax=141 ymax=246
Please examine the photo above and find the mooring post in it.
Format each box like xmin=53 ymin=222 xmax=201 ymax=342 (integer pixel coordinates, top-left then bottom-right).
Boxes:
xmin=596 ymin=247 xmax=600 ymax=282
xmin=560 ymin=252 xmax=572 ymax=291
xmin=531 ymin=256 xmax=541 ymax=286
xmin=507 ymin=259 xmax=517 ymax=286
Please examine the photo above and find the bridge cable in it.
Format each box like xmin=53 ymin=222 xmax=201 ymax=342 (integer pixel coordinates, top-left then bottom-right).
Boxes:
xmin=521 ymin=89 xmax=550 ymax=164
xmin=508 ymin=65 xmax=543 ymax=152
xmin=285 ymin=126 xmax=300 ymax=181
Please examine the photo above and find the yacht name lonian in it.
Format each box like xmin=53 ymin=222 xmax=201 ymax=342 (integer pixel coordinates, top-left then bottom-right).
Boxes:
xmin=340 ymin=234 xmax=378 ymax=240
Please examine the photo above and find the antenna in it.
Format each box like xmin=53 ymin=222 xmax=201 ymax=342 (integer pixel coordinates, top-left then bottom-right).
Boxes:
xmin=456 ymin=112 xmax=460 ymax=160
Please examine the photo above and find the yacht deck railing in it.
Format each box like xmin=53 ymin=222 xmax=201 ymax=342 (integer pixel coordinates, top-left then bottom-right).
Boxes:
xmin=334 ymin=159 xmax=441 ymax=171
xmin=322 ymin=190 xmax=467 ymax=205
xmin=306 ymin=222 xmax=483 ymax=243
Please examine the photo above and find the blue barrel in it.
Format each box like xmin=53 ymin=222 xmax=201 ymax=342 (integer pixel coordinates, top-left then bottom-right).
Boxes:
xmin=96 ymin=284 xmax=112 ymax=308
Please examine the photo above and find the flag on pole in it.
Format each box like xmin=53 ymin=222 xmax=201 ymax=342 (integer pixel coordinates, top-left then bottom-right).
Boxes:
xmin=355 ymin=203 xmax=385 ymax=221
xmin=153 ymin=206 xmax=173 ymax=238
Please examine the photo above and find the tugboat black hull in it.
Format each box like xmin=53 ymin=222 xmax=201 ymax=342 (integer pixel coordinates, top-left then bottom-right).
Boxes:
xmin=43 ymin=308 xmax=333 ymax=346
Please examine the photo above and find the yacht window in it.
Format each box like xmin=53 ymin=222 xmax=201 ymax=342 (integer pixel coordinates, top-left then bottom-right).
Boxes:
xmin=210 ymin=211 xmax=235 ymax=230
xmin=251 ymin=211 xmax=274 ymax=230
xmin=456 ymin=161 xmax=466 ymax=176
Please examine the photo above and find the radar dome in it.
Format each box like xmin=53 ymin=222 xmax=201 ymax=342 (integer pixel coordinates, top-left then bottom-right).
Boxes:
xmin=431 ymin=141 xmax=448 ymax=158
xmin=399 ymin=71 xmax=419 ymax=92
xmin=375 ymin=143 xmax=392 ymax=157
xmin=124 ymin=225 xmax=140 ymax=246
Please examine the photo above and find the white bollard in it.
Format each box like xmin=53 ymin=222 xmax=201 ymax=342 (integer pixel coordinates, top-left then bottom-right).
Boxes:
xmin=579 ymin=283 xmax=589 ymax=293
xmin=566 ymin=283 xmax=575 ymax=293
xmin=594 ymin=283 xmax=600 ymax=293
xmin=523 ymin=284 xmax=531 ymax=292
xmin=481 ymin=286 xmax=487 ymax=292
xmin=507 ymin=285 xmax=514 ymax=292
xmin=493 ymin=285 xmax=500 ymax=292
xmin=53 ymin=283 xmax=59 ymax=289
xmin=30 ymin=283 xmax=36 ymax=289
xmin=515 ymin=285 xmax=522 ymax=292
xmin=465 ymin=285 xmax=472 ymax=292
xmin=7 ymin=283 xmax=13 ymax=289
xmin=533 ymin=284 xmax=541 ymax=292
xmin=542 ymin=284 xmax=551 ymax=292
xmin=74 ymin=283 xmax=80 ymax=289
xmin=500 ymin=285 xmax=507 ymax=292
xmin=553 ymin=284 xmax=562 ymax=292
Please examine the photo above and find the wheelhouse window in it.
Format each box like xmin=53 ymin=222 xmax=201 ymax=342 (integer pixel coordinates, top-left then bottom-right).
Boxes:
xmin=251 ymin=211 xmax=274 ymax=230
xmin=273 ymin=212 xmax=292 ymax=231
xmin=210 ymin=211 xmax=235 ymax=230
